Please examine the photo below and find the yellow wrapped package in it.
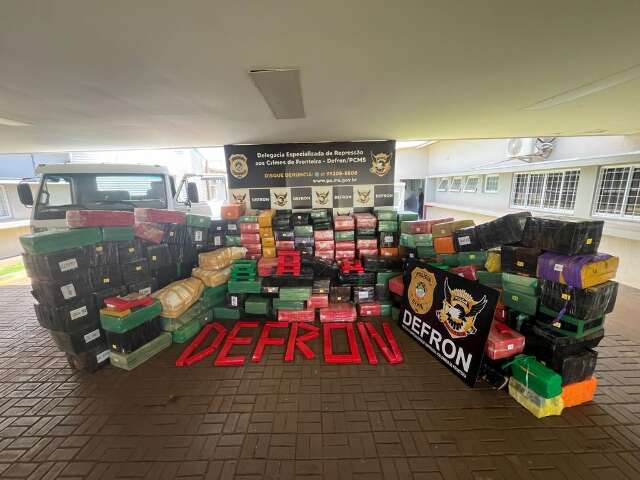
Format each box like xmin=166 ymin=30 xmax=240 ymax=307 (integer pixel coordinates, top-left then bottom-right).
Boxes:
xmin=258 ymin=210 xmax=274 ymax=227
xmin=152 ymin=277 xmax=204 ymax=318
xmin=260 ymin=227 xmax=274 ymax=239
xmin=485 ymin=249 xmax=501 ymax=273
xmin=262 ymin=246 xmax=276 ymax=258
xmin=198 ymin=246 xmax=246 ymax=270
xmin=262 ymin=236 xmax=275 ymax=248
xmin=192 ymin=266 xmax=231 ymax=287
xmin=508 ymin=377 xmax=564 ymax=418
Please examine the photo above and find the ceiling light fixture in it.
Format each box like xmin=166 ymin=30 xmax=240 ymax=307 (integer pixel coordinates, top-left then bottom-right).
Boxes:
xmin=0 ymin=116 xmax=31 ymax=127
xmin=524 ymin=63 xmax=640 ymax=110
xmin=249 ymin=68 xmax=305 ymax=119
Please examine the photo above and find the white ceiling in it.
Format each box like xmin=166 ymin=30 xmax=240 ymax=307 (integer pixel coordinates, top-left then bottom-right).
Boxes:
xmin=1 ymin=0 xmax=640 ymax=153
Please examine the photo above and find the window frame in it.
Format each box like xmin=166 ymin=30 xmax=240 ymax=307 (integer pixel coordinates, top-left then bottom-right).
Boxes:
xmin=463 ymin=176 xmax=480 ymax=193
xmin=0 ymin=185 xmax=11 ymax=219
xmin=484 ymin=174 xmax=499 ymax=193
xmin=449 ymin=176 xmax=463 ymax=193
xmin=592 ymin=163 xmax=640 ymax=221
xmin=510 ymin=168 xmax=581 ymax=214
xmin=436 ymin=177 xmax=449 ymax=192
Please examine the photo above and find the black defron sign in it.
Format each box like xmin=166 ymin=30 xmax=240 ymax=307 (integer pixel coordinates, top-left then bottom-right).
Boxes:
xmin=400 ymin=259 xmax=498 ymax=387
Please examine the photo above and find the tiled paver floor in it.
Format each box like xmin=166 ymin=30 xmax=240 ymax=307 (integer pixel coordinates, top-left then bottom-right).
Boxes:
xmin=1 ymin=284 xmax=639 ymax=479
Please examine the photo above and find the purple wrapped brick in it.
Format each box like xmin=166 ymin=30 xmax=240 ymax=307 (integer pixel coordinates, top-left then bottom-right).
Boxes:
xmin=537 ymin=252 xmax=618 ymax=289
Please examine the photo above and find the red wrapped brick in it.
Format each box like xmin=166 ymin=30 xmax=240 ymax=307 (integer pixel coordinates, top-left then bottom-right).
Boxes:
xmin=221 ymin=202 xmax=245 ymax=220
xmin=276 ymin=240 xmax=295 ymax=251
xmin=314 ymin=230 xmax=334 ymax=241
xmin=278 ymin=308 xmax=315 ymax=322
xmin=134 ymin=208 xmax=186 ymax=224
xmin=319 ymin=303 xmax=357 ymax=322
xmin=315 ymin=240 xmax=335 ymax=251
xmin=335 ymin=249 xmax=355 ymax=260
xmin=353 ymin=213 xmax=377 ymax=229
xmin=335 ymin=241 xmax=356 ymax=251
xmin=388 ymin=275 xmax=404 ymax=296
xmin=485 ymin=322 xmax=525 ymax=360
xmin=315 ymin=250 xmax=335 ymax=260
xmin=357 ymin=302 xmax=381 ymax=317
xmin=450 ymin=264 xmax=479 ymax=281
xmin=358 ymin=249 xmax=378 ymax=258
xmin=240 ymin=233 xmax=261 ymax=244
xmin=404 ymin=217 xmax=453 ymax=234
xmin=357 ymin=238 xmax=378 ymax=250
xmin=134 ymin=222 xmax=165 ymax=244
xmin=307 ymin=294 xmax=329 ymax=309
xmin=246 ymin=253 xmax=262 ymax=260
xmin=240 ymin=222 xmax=260 ymax=233
xmin=334 ymin=215 xmax=355 ymax=231
xmin=258 ymin=257 xmax=278 ymax=277
xmin=244 ymin=243 xmax=262 ymax=254
xmin=66 ymin=209 xmax=134 ymax=227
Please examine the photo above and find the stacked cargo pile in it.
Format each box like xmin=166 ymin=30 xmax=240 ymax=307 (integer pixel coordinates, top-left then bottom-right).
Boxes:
xmin=258 ymin=210 xmax=276 ymax=258
xmin=221 ymin=202 xmax=245 ymax=247
xmin=334 ymin=214 xmax=356 ymax=260
xmin=239 ymin=214 xmax=262 ymax=259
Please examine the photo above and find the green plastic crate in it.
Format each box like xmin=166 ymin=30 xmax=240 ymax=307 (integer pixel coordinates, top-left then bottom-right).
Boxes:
xmin=538 ymin=305 xmax=605 ymax=338
xmin=171 ymin=317 xmax=202 ymax=343
xmin=20 ymin=227 xmax=102 ymax=254
xmin=213 ymin=307 xmax=240 ymax=320
xmin=397 ymin=211 xmax=419 ymax=222
xmin=376 ymin=271 xmax=400 ymax=287
xmin=245 ymin=295 xmax=271 ymax=315
xmin=457 ymin=251 xmax=487 ymax=267
xmin=272 ymin=299 xmax=305 ymax=311
xmin=186 ymin=213 xmax=212 ymax=228
xmin=110 ymin=332 xmax=172 ymax=371
xmin=100 ymin=301 xmax=162 ymax=334
xmin=334 ymin=230 xmax=354 ymax=241
xmin=378 ymin=221 xmax=398 ymax=232
xmin=508 ymin=355 xmax=562 ymax=399
xmin=294 ymin=225 xmax=313 ymax=237
xmin=225 ymin=235 xmax=242 ymax=246
xmin=375 ymin=209 xmax=397 ymax=221
xmin=279 ymin=287 xmax=312 ymax=302
xmin=417 ymin=246 xmax=436 ymax=259
xmin=399 ymin=233 xmax=416 ymax=248
xmin=414 ymin=234 xmax=433 ymax=246
xmin=476 ymin=271 xmax=502 ymax=289
xmin=101 ymin=226 xmax=134 ymax=242
xmin=438 ymin=254 xmax=459 ymax=267
xmin=502 ymin=273 xmax=538 ymax=296
xmin=228 ymin=279 xmax=262 ymax=294
xmin=239 ymin=215 xmax=258 ymax=223
xmin=503 ymin=289 xmax=538 ymax=316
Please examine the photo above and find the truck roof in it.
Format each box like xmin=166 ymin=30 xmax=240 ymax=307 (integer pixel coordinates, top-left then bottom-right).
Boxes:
xmin=35 ymin=163 xmax=171 ymax=175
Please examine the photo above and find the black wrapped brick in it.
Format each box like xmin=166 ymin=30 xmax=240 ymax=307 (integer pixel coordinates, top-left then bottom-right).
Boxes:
xmin=501 ymin=245 xmax=541 ymax=277
xmin=521 ymin=216 xmax=604 ymax=255
xmin=453 ymin=227 xmax=480 ymax=252
xmin=475 ymin=212 xmax=531 ymax=250
xmin=35 ymin=296 xmax=98 ymax=333
xmin=31 ymin=272 xmax=94 ymax=307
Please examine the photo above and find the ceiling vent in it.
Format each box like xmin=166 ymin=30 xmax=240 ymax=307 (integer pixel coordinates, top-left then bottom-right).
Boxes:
xmin=249 ymin=68 xmax=305 ymax=119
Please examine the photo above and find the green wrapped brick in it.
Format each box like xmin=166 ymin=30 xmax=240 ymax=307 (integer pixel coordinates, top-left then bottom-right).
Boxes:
xmin=161 ymin=302 xmax=212 ymax=331
xmin=399 ymin=233 xmax=416 ymax=248
xmin=502 ymin=273 xmax=538 ymax=296
xmin=414 ymin=234 xmax=433 ymax=246
xmin=397 ymin=211 xmax=419 ymax=222
xmin=335 ymin=230 xmax=354 ymax=241
xmin=378 ymin=221 xmax=398 ymax=232
xmin=203 ymin=283 xmax=228 ymax=298
xmin=457 ymin=251 xmax=487 ymax=267
xmin=538 ymin=305 xmax=604 ymax=338
xmin=438 ymin=254 xmax=459 ymax=267
xmin=357 ymin=228 xmax=376 ymax=236
xmin=376 ymin=209 xmax=397 ymax=221
xmin=503 ymin=290 xmax=538 ymax=316
xmin=239 ymin=215 xmax=258 ymax=223
xmin=225 ymin=235 xmax=242 ymax=246
xmin=102 ymin=226 xmax=134 ymax=242
xmin=508 ymin=355 xmax=562 ymax=399
xmin=20 ymin=227 xmax=102 ymax=254
xmin=279 ymin=287 xmax=312 ymax=301
xmin=376 ymin=271 xmax=400 ymax=287
xmin=272 ymin=299 xmax=305 ymax=311
xmin=110 ymin=332 xmax=172 ymax=371
xmin=245 ymin=295 xmax=271 ymax=315
xmin=171 ymin=317 xmax=202 ymax=343
xmin=213 ymin=307 xmax=240 ymax=320
xmin=379 ymin=302 xmax=392 ymax=316
xmin=101 ymin=301 xmax=162 ymax=334
xmin=228 ymin=279 xmax=262 ymax=294
xmin=417 ymin=246 xmax=436 ymax=259
xmin=186 ymin=213 xmax=212 ymax=228
xmin=294 ymin=225 xmax=313 ymax=236
xmin=391 ymin=306 xmax=400 ymax=322
xmin=311 ymin=209 xmax=330 ymax=220
xmin=476 ymin=271 xmax=502 ymax=289
xmin=427 ymin=262 xmax=449 ymax=270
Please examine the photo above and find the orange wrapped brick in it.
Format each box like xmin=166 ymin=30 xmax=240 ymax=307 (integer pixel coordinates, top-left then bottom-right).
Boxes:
xmin=221 ymin=202 xmax=245 ymax=220
xmin=379 ymin=247 xmax=399 ymax=257
xmin=433 ymin=236 xmax=455 ymax=254
xmin=562 ymin=376 xmax=598 ymax=408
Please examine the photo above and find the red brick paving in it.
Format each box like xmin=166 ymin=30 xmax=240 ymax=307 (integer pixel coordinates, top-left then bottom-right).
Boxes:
xmin=1 ymin=284 xmax=639 ymax=479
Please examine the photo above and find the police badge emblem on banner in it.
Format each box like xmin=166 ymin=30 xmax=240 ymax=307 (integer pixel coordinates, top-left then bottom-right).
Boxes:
xmin=400 ymin=259 xmax=499 ymax=387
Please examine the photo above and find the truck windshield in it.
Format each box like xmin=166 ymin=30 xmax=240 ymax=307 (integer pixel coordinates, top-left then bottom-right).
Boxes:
xmin=34 ymin=173 xmax=167 ymax=220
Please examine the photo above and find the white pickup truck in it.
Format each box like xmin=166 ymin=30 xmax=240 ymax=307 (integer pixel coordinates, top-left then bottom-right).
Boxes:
xmin=17 ymin=163 xmax=226 ymax=230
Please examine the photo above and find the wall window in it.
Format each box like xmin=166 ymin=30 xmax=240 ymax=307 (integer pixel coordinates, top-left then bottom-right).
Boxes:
xmin=484 ymin=175 xmax=499 ymax=193
xmin=593 ymin=165 xmax=640 ymax=219
xmin=463 ymin=176 xmax=480 ymax=193
xmin=511 ymin=169 xmax=580 ymax=212
xmin=436 ymin=177 xmax=449 ymax=191
xmin=0 ymin=186 xmax=11 ymax=218
xmin=449 ymin=177 xmax=463 ymax=192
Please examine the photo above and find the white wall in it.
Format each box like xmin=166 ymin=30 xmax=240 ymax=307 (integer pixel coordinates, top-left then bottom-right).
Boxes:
xmin=394 ymin=148 xmax=429 ymax=181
